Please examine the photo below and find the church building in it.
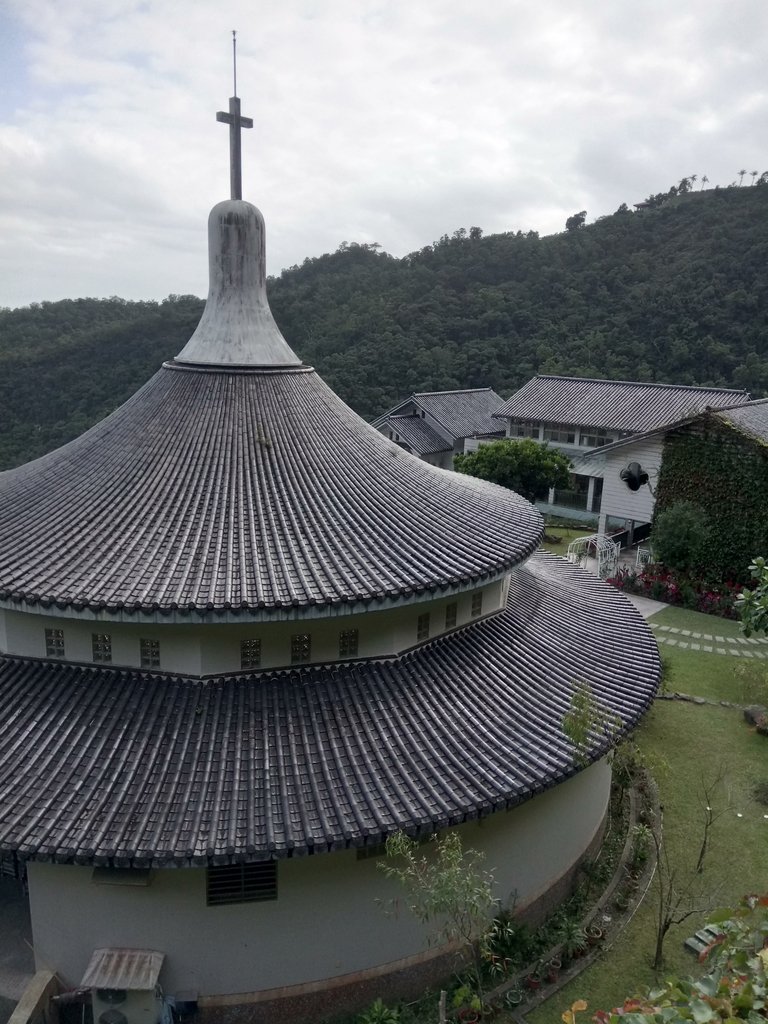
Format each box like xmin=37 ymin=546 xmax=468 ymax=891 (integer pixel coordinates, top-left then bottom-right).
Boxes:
xmin=0 ymin=81 xmax=660 ymax=1020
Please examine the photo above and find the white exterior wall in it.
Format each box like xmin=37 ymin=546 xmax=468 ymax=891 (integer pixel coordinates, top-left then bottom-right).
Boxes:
xmin=597 ymin=436 xmax=663 ymax=524
xmin=27 ymin=759 xmax=610 ymax=997
xmin=0 ymin=583 xmax=504 ymax=675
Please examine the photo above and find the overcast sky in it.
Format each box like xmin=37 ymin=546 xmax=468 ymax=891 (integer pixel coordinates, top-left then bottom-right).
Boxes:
xmin=0 ymin=0 xmax=766 ymax=309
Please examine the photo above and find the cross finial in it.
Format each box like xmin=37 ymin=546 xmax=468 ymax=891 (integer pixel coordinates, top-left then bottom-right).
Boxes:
xmin=216 ymin=30 xmax=253 ymax=200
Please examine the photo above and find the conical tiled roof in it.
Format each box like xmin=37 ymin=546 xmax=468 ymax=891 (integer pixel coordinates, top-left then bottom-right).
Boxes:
xmin=0 ymin=199 xmax=542 ymax=614
xmin=0 ymin=365 xmax=541 ymax=613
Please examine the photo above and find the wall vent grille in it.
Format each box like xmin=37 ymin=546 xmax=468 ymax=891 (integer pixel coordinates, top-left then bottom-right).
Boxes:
xmin=206 ymin=862 xmax=277 ymax=906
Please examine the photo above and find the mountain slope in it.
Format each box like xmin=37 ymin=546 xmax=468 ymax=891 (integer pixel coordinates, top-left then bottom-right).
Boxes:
xmin=1 ymin=185 xmax=767 ymax=470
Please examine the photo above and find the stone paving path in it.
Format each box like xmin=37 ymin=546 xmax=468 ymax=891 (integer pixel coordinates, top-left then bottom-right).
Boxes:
xmin=649 ymin=622 xmax=768 ymax=659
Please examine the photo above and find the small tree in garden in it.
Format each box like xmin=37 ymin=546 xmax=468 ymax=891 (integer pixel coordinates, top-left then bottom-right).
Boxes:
xmin=454 ymin=439 xmax=571 ymax=502
xmin=379 ymin=831 xmax=497 ymax=1000
xmin=651 ymin=501 xmax=711 ymax=574
xmin=562 ymin=681 xmax=621 ymax=767
xmin=649 ymin=765 xmax=729 ymax=971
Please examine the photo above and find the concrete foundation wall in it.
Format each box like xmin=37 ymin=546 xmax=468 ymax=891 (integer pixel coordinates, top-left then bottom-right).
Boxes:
xmin=27 ymin=760 xmax=609 ymax=999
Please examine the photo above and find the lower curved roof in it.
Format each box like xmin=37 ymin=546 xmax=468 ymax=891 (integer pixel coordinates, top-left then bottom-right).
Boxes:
xmin=0 ymin=554 xmax=660 ymax=867
xmin=0 ymin=364 xmax=542 ymax=615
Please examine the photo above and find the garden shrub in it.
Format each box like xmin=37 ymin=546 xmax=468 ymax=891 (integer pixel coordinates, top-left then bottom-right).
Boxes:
xmin=651 ymin=501 xmax=711 ymax=574
xmin=607 ymin=566 xmax=739 ymax=620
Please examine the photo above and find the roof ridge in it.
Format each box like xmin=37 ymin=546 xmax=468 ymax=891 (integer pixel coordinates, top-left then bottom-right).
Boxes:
xmin=534 ymin=374 xmax=748 ymax=394
xmin=414 ymin=388 xmax=494 ymax=396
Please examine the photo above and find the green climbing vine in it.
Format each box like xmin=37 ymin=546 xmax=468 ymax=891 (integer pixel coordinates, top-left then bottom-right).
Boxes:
xmin=653 ymin=413 xmax=768 ymax=582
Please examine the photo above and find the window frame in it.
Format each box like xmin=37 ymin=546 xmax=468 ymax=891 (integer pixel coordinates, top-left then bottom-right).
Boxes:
xmin=338 ymin=629 xmax=359 ymax=659
xmin=139 ymin=638 xmax=161 ymax=669
xmin=290 ymin=633 xmax=311 ymax=664
xmin=92 ymin=633 xmax=113 ymax=664
xmin=45 ymin=628 xmax=65 ymax=659
xmin=240 ymin=638 xmax=262 ymax=670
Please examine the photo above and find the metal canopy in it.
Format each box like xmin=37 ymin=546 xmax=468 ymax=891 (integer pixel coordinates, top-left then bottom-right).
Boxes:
xmin=81 ymin=949 xmax=165 ymax=991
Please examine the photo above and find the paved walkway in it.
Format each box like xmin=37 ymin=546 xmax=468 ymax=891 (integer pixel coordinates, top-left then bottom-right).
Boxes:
xmin=624 ymin=594 xmax=668 ymax=619
xmin=648 ymin=621 xmax=768 ymax=658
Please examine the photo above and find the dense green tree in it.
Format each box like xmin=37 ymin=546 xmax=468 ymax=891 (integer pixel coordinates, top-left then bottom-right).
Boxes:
xmin=1 ymin=183 xmax=767 ymax=470
xmin=565 ymin=210 xmax=587 ymax=231
xmin=454 ymin=439 xmax=571 ymax=501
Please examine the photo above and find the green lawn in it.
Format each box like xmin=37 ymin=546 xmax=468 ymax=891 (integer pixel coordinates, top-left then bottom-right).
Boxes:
xmin=524 ymin=629 xmax=768 ymax=1024
xmin=540 ymin=527 xmax=595 ymax=558
xmin=650 ymin=605 xmax=745 ymax=638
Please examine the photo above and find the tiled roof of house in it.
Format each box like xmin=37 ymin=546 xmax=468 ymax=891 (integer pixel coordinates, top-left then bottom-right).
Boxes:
xmin=385 ymin=414 xmax=451 ymax=455
xmin=412 ymin=389 xmax=505 ymax=439
xmin=0 ymin=553 xmax=659 ymax=866
xmin=715 ymin=398 xmax=768 ymax=443
xmin=494 ymin=375 xmax=750 ymax=433
xmin=0 ymin=366 xmax=541 ymax=614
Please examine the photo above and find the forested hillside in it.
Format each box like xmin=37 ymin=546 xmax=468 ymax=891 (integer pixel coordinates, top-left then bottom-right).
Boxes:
xmin=1 ymin=184 xmax=767 ymax=470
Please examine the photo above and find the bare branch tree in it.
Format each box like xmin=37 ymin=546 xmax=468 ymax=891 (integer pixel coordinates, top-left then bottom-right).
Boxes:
xmin=650 ymin=766 xmax=729 ymax=971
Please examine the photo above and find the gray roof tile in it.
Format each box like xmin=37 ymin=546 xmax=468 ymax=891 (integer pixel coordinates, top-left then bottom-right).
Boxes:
xmin=386 ymin=415 xmax=450 ymax=455
xmin=495 ymin=375 xmax=750 ymax=433
xmin=412 ymin=389 xmax=505 ymax=439
xmin=0 ymin=366 xmax=541 ymax=613
xmin=0 ymin=554 xmax=659 ymax=865
xmin=715 ymin=398 xmax=768 ymax=443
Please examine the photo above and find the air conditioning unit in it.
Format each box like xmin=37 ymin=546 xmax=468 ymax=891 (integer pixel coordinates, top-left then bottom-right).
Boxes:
xmin=82 ymin=949 xmax=165 ymax=1024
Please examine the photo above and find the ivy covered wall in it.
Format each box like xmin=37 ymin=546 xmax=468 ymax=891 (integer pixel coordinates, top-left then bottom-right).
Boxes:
xmin=653 ymin=413 xmax=768 ymax=581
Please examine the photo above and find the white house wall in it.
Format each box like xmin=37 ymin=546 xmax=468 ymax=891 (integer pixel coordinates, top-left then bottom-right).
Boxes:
xmin=0 ymin=582 xmax=504 ymax=675
xmin=27 ymin=759 xmax=610 ymax=998
xmin=599 ymin=437 xmax=664 ymax=524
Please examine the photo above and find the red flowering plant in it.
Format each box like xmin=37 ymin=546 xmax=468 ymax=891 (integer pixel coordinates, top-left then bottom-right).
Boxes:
xmin=606 ymin=565 xmax=738 ymax=620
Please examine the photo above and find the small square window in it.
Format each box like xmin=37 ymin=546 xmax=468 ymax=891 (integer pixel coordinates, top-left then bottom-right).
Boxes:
xmin=471 ymin=592 xmax=483 ymax=618
xmin=140 ymin=638 xmax=160 ymax=669
xmin=339 ymin=629 xmax=359 ymax=658
xmin=445 ymin=602 xmax=458 ymax=630
xmin=45 ymin=628 xmax=65 ymax=658
xmin=92 ymin=633 xmax=112 ymax=664
xmin=291 ymin=633 xmax=311 ymax=664
xmin=417 ymin=613 xmax=430 ymax=641
xmin=240 ymin=638 xmax=262 ymax=670
xmin=207 ymin=862 xmax=277 ymax=906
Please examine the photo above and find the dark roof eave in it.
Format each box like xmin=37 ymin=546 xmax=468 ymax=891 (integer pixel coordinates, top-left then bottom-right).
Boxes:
xmin=0 ymin=553 xmax=660 ymax=867
xmin=0 ymin=544 xmax=540 ymax=620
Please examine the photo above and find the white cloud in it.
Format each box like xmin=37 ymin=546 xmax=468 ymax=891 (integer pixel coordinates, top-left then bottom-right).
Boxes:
xmin=0 ymin=0 xmax=766 ymax=307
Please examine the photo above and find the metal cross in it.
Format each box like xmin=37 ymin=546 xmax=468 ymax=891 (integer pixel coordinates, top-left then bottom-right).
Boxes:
xmin=216 ymin=31 xmax=253 ymax=200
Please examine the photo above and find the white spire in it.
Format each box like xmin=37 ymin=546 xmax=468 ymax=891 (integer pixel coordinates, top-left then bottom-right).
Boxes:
xmin=175 ymin=199 xmax=302 ymax=367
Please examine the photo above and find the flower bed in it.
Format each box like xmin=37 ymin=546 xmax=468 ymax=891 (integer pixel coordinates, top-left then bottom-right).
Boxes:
xmin=606 ymin=565 xmax=740 ymax=619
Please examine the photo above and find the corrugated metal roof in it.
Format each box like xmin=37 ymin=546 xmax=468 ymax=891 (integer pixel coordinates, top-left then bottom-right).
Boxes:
xmin=81 ymin=948 xmax=164 ymax=990
xmin=0 ymin=367 xmax=541 ymax=614
xmin=715 ymin=398 xmax=768 ymax=443
xmin=385 ymin=415 xmax=450 ymax=455
xmin=494 ymin=375 xmax=750 ymax=433
xmin=413 ymin=389 xmax=505 ymax=439
xmin=0 ymin=553 xmax=659 ymax=865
